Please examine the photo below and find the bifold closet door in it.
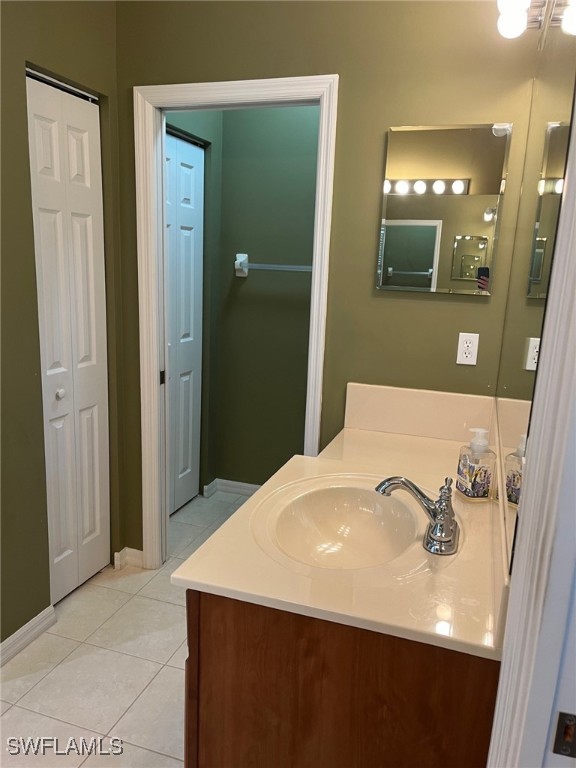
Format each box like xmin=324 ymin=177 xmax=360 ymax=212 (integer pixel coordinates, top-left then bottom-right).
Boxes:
xmin=27 ymin=78 xmax=110 ymax=603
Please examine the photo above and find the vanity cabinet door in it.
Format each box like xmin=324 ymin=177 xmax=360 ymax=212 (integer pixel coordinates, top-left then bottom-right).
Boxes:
xmin=185 ymin=590 xmax=500 ymax=768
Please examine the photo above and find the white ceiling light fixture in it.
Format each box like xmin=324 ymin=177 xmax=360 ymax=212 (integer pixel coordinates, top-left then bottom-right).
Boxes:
xmin=561 ymin=3 xmax=576 ymax=34
xmin=497 ymin=0 xmax=576 ymax=37
xmin=498 ymin=10 xmax=529 ymax=37
xmin=497 ymin=0 xmax=529 ymax=37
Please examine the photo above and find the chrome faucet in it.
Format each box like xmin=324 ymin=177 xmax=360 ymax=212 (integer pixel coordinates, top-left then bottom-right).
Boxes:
xmin=375 ymin=476 xmax=459 ymax=556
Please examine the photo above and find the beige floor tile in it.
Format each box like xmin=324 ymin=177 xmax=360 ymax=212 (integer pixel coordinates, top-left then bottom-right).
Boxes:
xmin=165 ymin=641 xmax=187 ymax=670
xmin=0 ymin=706 xmax=104 ymax=767
xmin=82 ymin=739 xmax=183 ymax=767
xmin=85 ymin=596 xmax=186 ymax=664
xmin=173 ymin=526 xmax=218 ymax=560
xmin=17 ymin=645 xmax=160 ymax=734
xmin=229 ymin=495 xmax=252 ymax=511
xmin=48 ymin=585 xmax=132 ymax=642
xmin=137 ymin=560 xmax=186 ymax=607
xmin=208 ymin=490 xmax=243 ymax=504
xmin=88 ymin=565 xmax=160 ymax=595
xmin=113 ymin=667 xmax=185 ymax=760
xmin=1 ymin=700 xmax=12 ymax=715
xmin=0 ymin=633 xmax=78 ymax=704
xmin=171 ymin=501 xmax=230 ymax=527
xmin=167 ymin=522 xmax=205 ymax=557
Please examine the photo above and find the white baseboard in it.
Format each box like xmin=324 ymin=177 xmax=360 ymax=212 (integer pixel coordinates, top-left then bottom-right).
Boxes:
xmin=203 ymin=479 xmax=218 ymax=498
xmin=0 ymin=605 xmax=56 ymax=666
xmin=203 ymin=478 xmax=260 ymax=498
xmin=114 ymin=547 xmax=144 ymax=570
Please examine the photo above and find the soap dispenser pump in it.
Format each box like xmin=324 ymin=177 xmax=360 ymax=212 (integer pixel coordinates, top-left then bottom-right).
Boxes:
xmin=456 ymin=427 xmax=496 ymax=500
xmin=504 ymin=434 xmax=527 ymax=507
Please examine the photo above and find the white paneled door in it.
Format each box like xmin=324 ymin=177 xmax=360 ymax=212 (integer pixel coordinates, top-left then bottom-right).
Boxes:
xmin=27 ymin=78 xmax=110 ymax=604
xmin=164 ymin=134 xmax=204 ymax=513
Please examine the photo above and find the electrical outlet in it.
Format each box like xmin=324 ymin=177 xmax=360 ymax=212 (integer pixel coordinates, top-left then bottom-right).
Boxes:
xmin=524 ymin=337 xmax=540 ymax=371
xmin=456 ymin=332 xmax=479 ymax=365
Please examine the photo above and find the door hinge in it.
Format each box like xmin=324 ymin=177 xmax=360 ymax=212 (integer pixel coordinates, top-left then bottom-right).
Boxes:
xmin=160 ymin=370 xmax=165 ymax=386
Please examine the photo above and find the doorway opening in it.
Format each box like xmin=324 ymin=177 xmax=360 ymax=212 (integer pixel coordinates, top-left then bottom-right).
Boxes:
xmin=134 ymin=75 xmax=339 ymax=568
xmin=163 ymin=105 xmax=320 ymax=531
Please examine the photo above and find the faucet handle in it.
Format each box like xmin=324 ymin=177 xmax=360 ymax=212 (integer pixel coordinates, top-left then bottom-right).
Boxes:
xmin=436 ymin=478 xmax=455 ymax=521
xmin=439 ymin=477 xmax=453 ymax=498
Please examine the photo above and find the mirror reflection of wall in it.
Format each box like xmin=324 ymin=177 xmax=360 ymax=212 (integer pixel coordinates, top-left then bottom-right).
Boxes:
xmin=496 ymin=29 xmax=576 ymax=401
xmin=527 ymin=122 xmax=570 ymax=298
xmin=376 ymin=125 xmax=511 ymax=295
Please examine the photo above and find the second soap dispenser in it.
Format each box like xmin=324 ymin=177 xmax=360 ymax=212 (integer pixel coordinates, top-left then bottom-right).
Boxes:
xmin=504 ymin=434 xmax=526 ymax=507
xmin=456 ymin=427 xmax=496 ymax=500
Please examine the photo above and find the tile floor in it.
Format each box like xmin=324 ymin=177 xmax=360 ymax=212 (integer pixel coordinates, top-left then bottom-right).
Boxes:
xmin=0 ymin=491 xmax=250 ymax=767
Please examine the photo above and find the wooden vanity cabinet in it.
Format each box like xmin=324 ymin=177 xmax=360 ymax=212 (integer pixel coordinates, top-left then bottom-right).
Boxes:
xmin=185 ymin=590 xmax=500 ymax=768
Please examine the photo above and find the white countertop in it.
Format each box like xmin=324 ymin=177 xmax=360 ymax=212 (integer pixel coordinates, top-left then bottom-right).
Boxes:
xmin=172 ymin=428 xmax=505 ymax=661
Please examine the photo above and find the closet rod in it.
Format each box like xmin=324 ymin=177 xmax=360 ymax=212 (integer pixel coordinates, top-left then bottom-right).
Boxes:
xmin=234 ymin=254 xmax=312 ymax=277
xmin=249 ymin=263 xmax=312 ymax=273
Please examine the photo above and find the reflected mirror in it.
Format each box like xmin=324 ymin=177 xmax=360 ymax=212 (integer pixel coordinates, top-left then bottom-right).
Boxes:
xmin=527 ymin=122 xmax=570 ymax=299
xmin=376 ymin=125 xmax=511 ymax=295
xmin=451 ymin=235 xmax=490 ymax=282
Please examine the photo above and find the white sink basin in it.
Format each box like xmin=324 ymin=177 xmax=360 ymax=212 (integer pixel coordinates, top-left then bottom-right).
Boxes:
xmin=251 ymin=474 xmax=421 ymax=570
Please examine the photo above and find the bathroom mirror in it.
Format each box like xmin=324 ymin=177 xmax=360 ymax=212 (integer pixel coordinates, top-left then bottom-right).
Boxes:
xmin=376 ymin=125 xmax=511 ymax=295
xmin=451 ymin=235 xmax=490 ymax=281
xmin=527 ymin=122 xmax=570 ymax=299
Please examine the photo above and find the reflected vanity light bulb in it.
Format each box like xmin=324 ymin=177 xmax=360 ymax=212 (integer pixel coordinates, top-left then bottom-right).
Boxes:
xmin=383 ymin=179 xmax=392 ymax=194
xmin=562 ymin=5 xmax=576 ymax=35
xmin=497 ymin=11 xmax=528 ymax=38
xmin=483 ymin=207 xmax=496 ymax=222
xmin=414 ymin=180 xmax=427 ymax=194
xmin=554 ymin=178 xmax=565 ymax=194
xmin=432 ymin=180 xmax=445 ymax=194
xmin=395 ymin=180 xmax=410 ymax=195
xmin=537 ymin=179 xmax=546 ymax=196
xmin=452 ymin=179 xmax=465 ymax=195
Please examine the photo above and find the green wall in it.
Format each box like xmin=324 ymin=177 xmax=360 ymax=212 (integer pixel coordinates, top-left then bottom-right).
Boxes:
xmin=0 ymin=2 xmax=122 ymax=641
xmin=1 ymin=1 xmax=574 ymax=641
xmin=114 ymin=1 xmax=540 ymax=454
xmin=217 ymin=107 xmax=319 ymax=483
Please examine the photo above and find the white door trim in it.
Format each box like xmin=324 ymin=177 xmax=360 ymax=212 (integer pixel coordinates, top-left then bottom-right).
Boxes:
xmin=134 ymin=75 xmax=339 ymax=569
xmin=488 ymin=110 xmax=576 ymax=764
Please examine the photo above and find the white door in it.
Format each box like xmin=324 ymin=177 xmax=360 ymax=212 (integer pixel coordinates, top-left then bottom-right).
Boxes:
xmin=164 ymin=134 xmax=204 ymax=513
xmin=27 ymin=78 xmax=110 ymax=603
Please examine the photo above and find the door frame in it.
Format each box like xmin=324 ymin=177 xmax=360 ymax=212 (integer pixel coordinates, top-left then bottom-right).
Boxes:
xmin=134 ymin=75 xmax=339 ymax=569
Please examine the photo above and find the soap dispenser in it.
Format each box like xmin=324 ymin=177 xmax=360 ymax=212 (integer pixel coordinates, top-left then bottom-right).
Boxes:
xmin=504 ymin=435 xmax=526 ymax=507
xmin=456 ymin=428 xmax=496 ymax=500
